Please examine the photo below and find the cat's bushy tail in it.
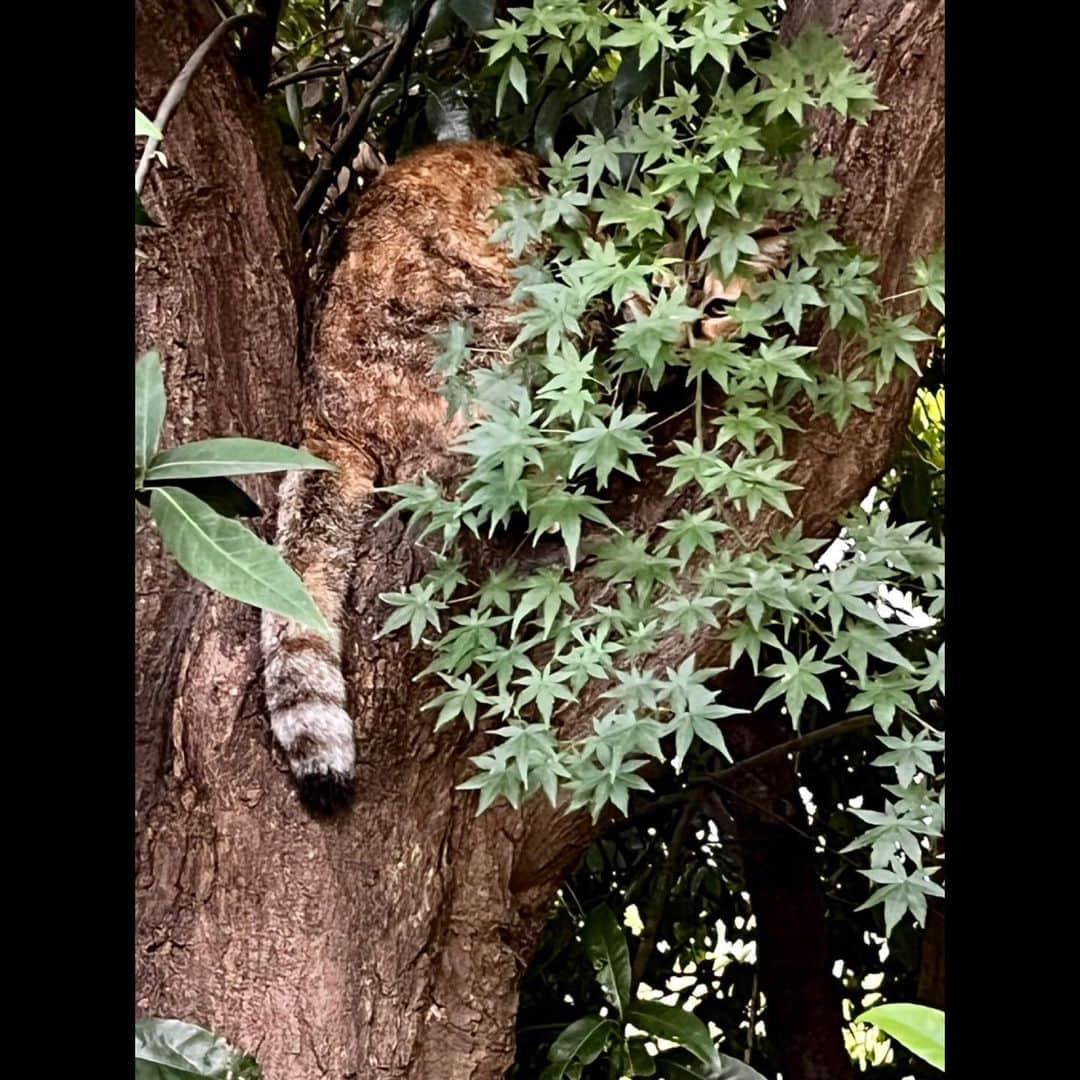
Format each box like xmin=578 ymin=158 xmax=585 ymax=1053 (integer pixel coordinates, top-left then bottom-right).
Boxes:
xmin=261 ymin=449 xmax=375 ymax=813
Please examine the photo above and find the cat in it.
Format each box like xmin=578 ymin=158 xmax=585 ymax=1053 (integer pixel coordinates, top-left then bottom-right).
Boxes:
xmin=261 ymin=142 xmax=541 ymax=812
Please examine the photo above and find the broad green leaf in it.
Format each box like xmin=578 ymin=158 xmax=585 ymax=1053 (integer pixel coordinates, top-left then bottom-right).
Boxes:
xmin=855 ymin=1003 xmax=944 ymax=1071
xmin=507 ymin=56 xmax=529 ymax=104
xmin=135 ymin=351 xmax=166 ymax=484
xmin=650 ymin=1052 xmax=706 ymax=1078
xmin=135 ymin=1018 xmax=260 ymax=1080
xmin=284 ymin=82 xmax=303 ymax=136
xmin=539 ymin=1064 xmax=583 ymax=1080
xmin=626 ymin=1001 xmax=719 ymax=1069
xmin=583 ymin=904 xmax=631 ymax=1014
xmin=655 ymin=1050 xmax=770 ymax=1080
xmin=548 ymin=1016 xmax=615 ymax=1065
xmin=135 ymin=108 xmax=163 ymax=140
xmin=145 ymin=438 xmax=334 ymax=481
xmin=150 ymin=486 xmax=330 ymax=637
xmin=381 ymin=0 xmax=415 ymax=32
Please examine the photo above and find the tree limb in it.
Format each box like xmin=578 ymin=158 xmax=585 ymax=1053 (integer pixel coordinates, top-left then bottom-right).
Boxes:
xmin=236 ymin=0 xmax=283 ymax=94
xmin=135 ymin=11 xmax=262 ymax=196
xmin=701 ymin=713 xmax=876 ymax=786
xmin=629 ymin=793 xmax=701 ymax=993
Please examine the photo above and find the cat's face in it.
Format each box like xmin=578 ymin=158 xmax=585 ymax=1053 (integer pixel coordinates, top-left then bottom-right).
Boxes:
xmin=699 ymin=229 xmax=790 ymax=342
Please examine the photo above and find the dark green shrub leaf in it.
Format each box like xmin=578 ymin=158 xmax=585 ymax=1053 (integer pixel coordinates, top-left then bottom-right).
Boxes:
xmin=284 ymin=83 xmax=303 ymax=137
xmin=583 ymin=904 xmax=631 ymax=1014
xmin=149 ymin=486 xmax=330 ymax=636
xmin=714 ymin=1052 xmax=770 ymax=1079
xmin=450 ymin=0 xmax=493 ymax=30
xmin=651 ymin=1050 xmax=707 ymax=1078
xmin=381 ymin=0 xmax=416 ymax=31
xmin=653 ymin=1049 xmax=768 ymax=1079
xmin=626 ymin=1001 xmax=719 ymax=1069
xmin=147 ymin=476 xmax=262 ymax=518
xmin=626 ymin=1037 xmax=657 ymax=1075
xmin=548 ymin=1015 xmax=615 ymax=1064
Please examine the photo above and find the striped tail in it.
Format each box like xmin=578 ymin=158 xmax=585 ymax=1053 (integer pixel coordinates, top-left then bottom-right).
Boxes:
xmin=261 ymin=453 xmax=373 ymax=813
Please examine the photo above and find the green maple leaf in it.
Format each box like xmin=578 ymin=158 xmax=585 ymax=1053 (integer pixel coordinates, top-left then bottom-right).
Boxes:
xmin=912 ymin=250 xmax=945 ymax=314
xmin=759 ymin=265 xmax=823 ymax=333
xmin=510 ymin=568 xmax=577 ymax=637
xmin=515 ymin=663 xmax=575 ymax=722
xmin=566 ymin=405 xmax=654 ymax=488
xmin=527 ymin=487 xmax=614 ymax=569
xmin=571 ymin=133 xmax=623 ymax=196
xmin=815 ymin=371 xmax=875 ymax=431
xmin=605 ymin=8 xmax=679 ymax=67
xmin=684 ymin=7 xmax=743 ymax=73
xmin=867 ymin=314 xmax=934 ymax=386
xmin=659 ymin=508 xmax=730 ymax=567
xmin=685 ymin=339 xmax=748 ymax=390
xmin=701 ymin=217 xmax=765 ymax=279
xmin=781 ymin=156 xmax=840 ymax=217
xmin=758 ymin=646 xmax=838 ymax=724
xmin=751 ymin=336 xmax=817 ymax=394
xmin=723 ymin=619 xmax=782 ymax=674
xmin=596 ymin=185 xmax=667 ymax=240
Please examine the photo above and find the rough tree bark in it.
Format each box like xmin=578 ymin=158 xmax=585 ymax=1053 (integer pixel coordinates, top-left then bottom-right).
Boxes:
xmin=134 ymin=1 xmax=943 ymax=1077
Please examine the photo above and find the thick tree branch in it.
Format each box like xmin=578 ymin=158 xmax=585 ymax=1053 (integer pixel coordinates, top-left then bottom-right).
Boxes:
xmin=235 ymin=0 xmax=283 ymax=94
xmin=629 ymin=794 xmax=701 ymax=993
xmin=135 ymin=11 xmax=262 ymax=196
xmin=702 ymin=713 xmax=876 ymax=786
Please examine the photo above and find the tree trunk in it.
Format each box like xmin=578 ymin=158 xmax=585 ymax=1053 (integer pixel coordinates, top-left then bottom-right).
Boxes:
xmin=134 ymin=0 xmax=943 ymax=1077
xmin=719 ymin=681 xmax=856 ymax=1080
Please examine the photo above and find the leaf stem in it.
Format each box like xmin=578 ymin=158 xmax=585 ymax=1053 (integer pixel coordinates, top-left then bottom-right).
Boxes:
xmin=695 ymin=373 xmax=704 ymax=444
xmin=880 ymin=287 xmax=920 ymax=303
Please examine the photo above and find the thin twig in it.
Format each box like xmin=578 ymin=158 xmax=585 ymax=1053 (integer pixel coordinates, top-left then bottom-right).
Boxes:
xmin=709 ymin=781 xmax=867 ymax=875
xmin=265 ymin=42 xmax=393 ymax=93
xmin=745 ymin=970 xmax=760 ymax=1063
xmin=271 ymin=25 xmax=347 ymax=69
xmin=293 ymin=0 xmax=435 ymax=226
xmin=265 ymin=62 xmax=343 ymax=92
xmin=135 ymin=12 xmax=262 ymax=196
xmin=695 ymin=713 xmax=876 ymax=787
xmin=629 ymin=714 xmax=876 ymax=820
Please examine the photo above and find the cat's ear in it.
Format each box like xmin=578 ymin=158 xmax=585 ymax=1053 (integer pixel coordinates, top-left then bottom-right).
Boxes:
xmin=745 ymin=222 xmax=791 ymax=276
